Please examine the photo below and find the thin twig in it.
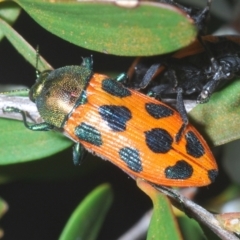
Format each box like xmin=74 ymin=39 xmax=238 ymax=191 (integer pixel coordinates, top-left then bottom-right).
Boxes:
xmin=154 ymin=185 xmax=239 ymax=240
xmin=0 ymin=95 xmax=41 ymax=123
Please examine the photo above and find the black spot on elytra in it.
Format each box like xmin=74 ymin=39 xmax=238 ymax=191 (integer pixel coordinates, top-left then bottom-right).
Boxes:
xmin=165 ymin=160 xmax=193 ymax=179
xmin=145 ymin=103 xmax=174 ymax=119
xmin=185 ymin=131 xmax=205 ymax=158
xmin=208 ymin=169 xmax=218 ymax=183
xmin=75 ymin=123 xmax=102 ymax=146
xmin=119 ymin=147 xmax=142 ymax=172
xmin=99 ymin=105 xmax=132 ymax=132
xmin=102 ymin=79 xmax=131 ymax=97
xmin=145 ymin=128 xmax=173 ymax=153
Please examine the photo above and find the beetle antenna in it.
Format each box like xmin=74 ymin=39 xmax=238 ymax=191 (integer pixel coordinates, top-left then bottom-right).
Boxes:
xmin=36 ymin=46 xmax=40 ymax=79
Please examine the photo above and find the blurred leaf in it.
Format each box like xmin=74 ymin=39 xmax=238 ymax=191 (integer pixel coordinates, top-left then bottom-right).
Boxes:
xmin=0 ymin=119 xmax=72 ymax=164
xmin=137 ymin=179 xmax=182 ymax=240
xmin=190 ymin=79 xmax=240 ymax=146
xmin=0 ymin=197 xmax=8 ymax=219
xmin=178 ymin=215 xmax=206 ymax=240
xmin=216 ymin=212 xmax=240 ymax=235
xmin=16 ymin=0 xmax=196 ymax=56
xmin=0 ymin=197 xmax=8 ymax=239
xmin=207 ymin=185 xmax=240 ymax=212
xmin=59 ymin=184 xmax=113 ymax=240
xmin=222 ymin=140 xmax=240 ymax=185
xmin=0 ymin=1 xmax=21 ymax=41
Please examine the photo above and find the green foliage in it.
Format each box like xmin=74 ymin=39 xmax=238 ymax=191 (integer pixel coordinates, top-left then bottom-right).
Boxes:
xmin=16 ymin=0 xmax=196 ymax=56
xmin=0 ymin=119 xmax=72 ymax=164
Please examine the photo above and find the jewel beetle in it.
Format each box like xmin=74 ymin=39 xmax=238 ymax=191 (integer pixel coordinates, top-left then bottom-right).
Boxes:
xmin=5 ymin=57 xmax=218 ymax=187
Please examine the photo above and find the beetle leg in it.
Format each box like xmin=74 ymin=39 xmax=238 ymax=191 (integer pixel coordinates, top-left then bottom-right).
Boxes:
xmin=167 ymin=68 xmax=178 ymax=88
xmin=198 ymin=61 xmax=231 ymax=103
xmin=193 ymin=0 xmax=211 ymax=35
xmin=197 ymin=76 xmax=221 ymax=103
xmin=115 ymin=72 xmax=128 ymax=84
xmin=175 ymin=88 xmax=188 ymax=142
xmin=147 ymin=84 xmax=169 ymax=98
xmin=195 ymin=40 xmax=223 ymax=103
xmin=3 ymin=106 xmax=54 ymax=131
xmin=138 ymin=63 xmax=161 ymax=89
xmin=72 ymin=142 xmax=86 ymax=166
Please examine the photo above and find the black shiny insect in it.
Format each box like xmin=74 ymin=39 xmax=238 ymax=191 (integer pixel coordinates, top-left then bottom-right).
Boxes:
xmin=127 ymin=0 xmax=240 ymax=106
xmin=128 ymin=36 xmax=240 ymax=104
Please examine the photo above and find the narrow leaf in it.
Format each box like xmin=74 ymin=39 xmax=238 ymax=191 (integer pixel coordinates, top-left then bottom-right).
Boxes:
xmin=137 ymin=179 xmax=182 ymax=240
xmin=0 ymin=1 xmax=21 ymax=41
xmin=0 ymin=18 xmax=52 ymax=71
xmin=59 ymin=184 xmax=113 ymax=240
xmin=178 ymin=215 xmax=206 ymax=240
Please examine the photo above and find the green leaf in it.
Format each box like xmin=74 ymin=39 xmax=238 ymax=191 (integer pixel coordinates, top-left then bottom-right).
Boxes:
xmin=0 ymin=18 xmax=52 ymax=71
xmin=0 ymin=119 xmax=72 ymax=164
xmin=190 ymin=79 xmax=240 ymax=146
xmin=16 ymin=0 xmax=196 ymax=56
xmin=59 ymin=184 xmax=113 ymax=240
xmin=137 ymin=180 xmax=182 ymax=240
xmin=178 ymin=215 xmax=206 ymax=240
xmin=0 ymin=2 xmax=21 ymax=41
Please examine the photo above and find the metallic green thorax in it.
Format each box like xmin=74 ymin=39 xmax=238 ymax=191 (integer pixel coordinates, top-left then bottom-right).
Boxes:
xmin=29 ymin=57 xmax=93 ymax=128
